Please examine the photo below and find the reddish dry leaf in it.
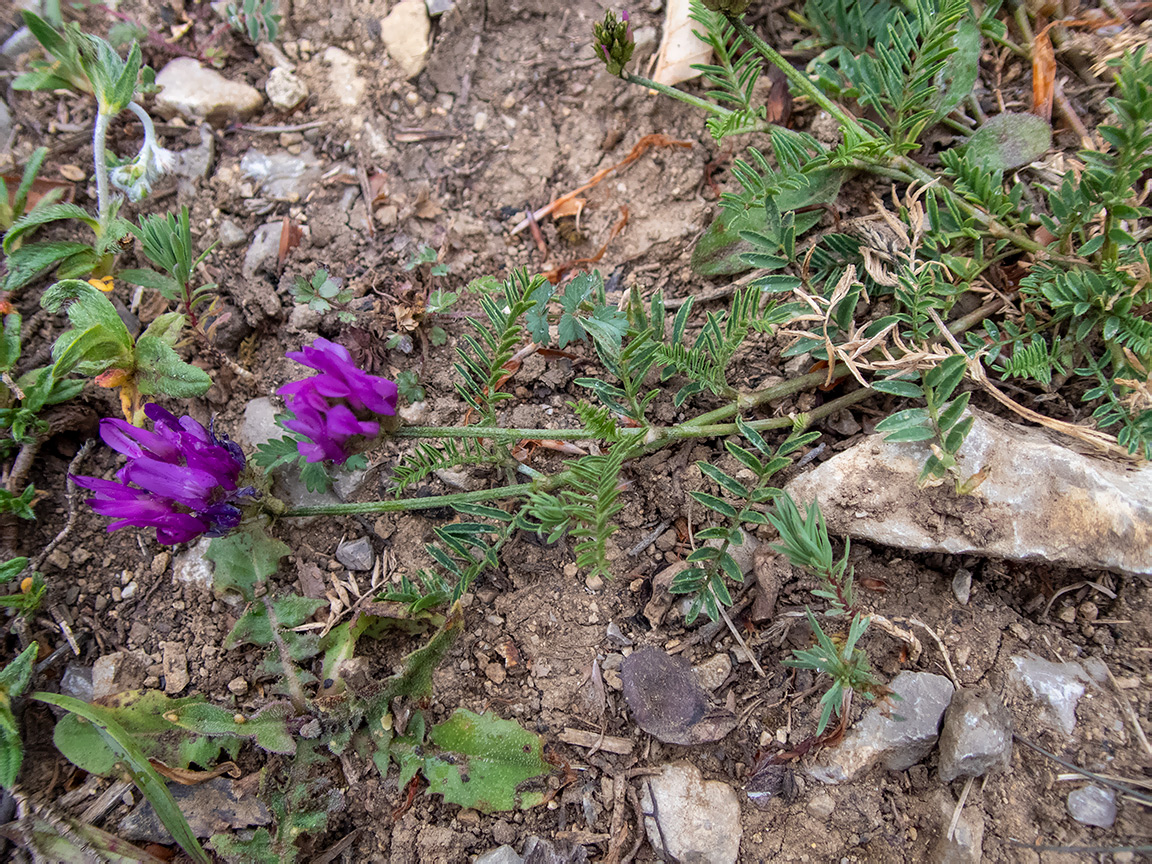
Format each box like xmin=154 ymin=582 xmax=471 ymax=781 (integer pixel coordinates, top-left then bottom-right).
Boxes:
xmin=277 ymin=216 xmax=302 ymax=270
xmin=511 ymin=134 xmax=691 ymax=234
xmin=764 ymin=65 xmax=793 ymax=127
xmin=148 ymin=760 xmax=241 ymax=785
xmin=1032 ymin=25 xmax=1056 ymax=122
xmin=2 ymin=173 xmax=74 ymax=210
xmin=544 ymin=206 xmax=630 ymax=285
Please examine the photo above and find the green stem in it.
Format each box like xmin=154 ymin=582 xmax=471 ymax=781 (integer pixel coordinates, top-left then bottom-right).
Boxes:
xmin=621 ymin=71 xmax=738 ymax=118
xmin=93 ymin=109 xmax=112 ymax=226
xmin=283 ymin=388 xmax=874 ymax=518
xmin=684 ymin=370 xmax=829 ymax=427
xmin=726 ymin=15 xmax=875 ymax=142
xmin=661 ymin=386 xmax=874 ymax=443
xmin=282 ymin=479 xmax=547 ymax=518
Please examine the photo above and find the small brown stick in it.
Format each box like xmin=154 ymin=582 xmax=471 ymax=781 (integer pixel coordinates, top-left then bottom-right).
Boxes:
xmin=1103 ymin=662 xmax=1152 ymax=757
xmin=1041 ymin=579 xmax=1117 ymax=621
xmin=907 ymin=616 xmax=959 ymax=686
xmin=235 ymin=120 xmax=328 ymax=133
xmin=1054 ymin=78 xmax=1096 ymax=151
xmin=510 ymin=134 xmax=692 ymax=234
xmin=525 ymin=206 xmax=548 ymax=259
xmin=946 ymin=776 xmax=975 ymax=841
xmin=621 ymin=783 xmax=647 ymax=864
xmin=313 ymin=828 xmax=364 ymax=864
xmin=32 ymin=439 xmax=96 ymax=572
xmin=357 ymin=158 xmax=376 ymax=238
xmin=603 ymin=774 xmax=630 ymax=864
xmin=712 ymin=585 xmax=766 ymax=677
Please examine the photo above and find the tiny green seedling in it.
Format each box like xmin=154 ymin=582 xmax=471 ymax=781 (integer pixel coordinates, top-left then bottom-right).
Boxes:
xmin=290 ymin=268 xmax=356 ymax=324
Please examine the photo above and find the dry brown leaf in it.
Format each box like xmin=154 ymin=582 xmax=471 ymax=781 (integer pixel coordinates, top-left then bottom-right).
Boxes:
xmin=148 ymin=760 xmax=241 ymax=785
xmin=1032 ymin=25 xmax=1056 ymax=121
xmin=653 ymin=0 xmax=712 ymax=86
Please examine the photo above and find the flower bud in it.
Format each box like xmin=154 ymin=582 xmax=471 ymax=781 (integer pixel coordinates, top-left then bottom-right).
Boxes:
xmin=592 ymin=10 xmax=635 ymax=77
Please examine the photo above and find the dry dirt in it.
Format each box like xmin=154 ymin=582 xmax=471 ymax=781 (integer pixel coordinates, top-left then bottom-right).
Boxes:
xmin=4 ymin=0 xmax=1151 ymax=862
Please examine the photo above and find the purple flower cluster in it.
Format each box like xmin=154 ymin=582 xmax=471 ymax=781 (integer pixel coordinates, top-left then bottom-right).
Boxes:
xmin=74 ymin=404 xmax=257 ymax=545
xmin=277 ymin=338 xmax=398 ymax=464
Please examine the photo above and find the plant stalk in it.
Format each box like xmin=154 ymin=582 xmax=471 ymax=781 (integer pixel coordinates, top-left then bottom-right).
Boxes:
xmin=92 ymin=109 xmax=112 ymax=226
xmin=283 ymin=387 xmax=874 ymax=519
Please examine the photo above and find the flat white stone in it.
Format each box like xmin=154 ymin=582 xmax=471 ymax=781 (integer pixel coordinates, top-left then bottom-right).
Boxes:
xmin=787 ymin=409 xmax=1152 ymax=577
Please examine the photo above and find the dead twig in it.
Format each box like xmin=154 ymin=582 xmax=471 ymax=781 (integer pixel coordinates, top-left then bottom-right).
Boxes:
xmin=32 ymin=440 xmax=95 ymax=573
xmin=510 ymin=134 xmax=692 ymax=235
xmin=1103 ymin=661 xmax=1152 ymax=758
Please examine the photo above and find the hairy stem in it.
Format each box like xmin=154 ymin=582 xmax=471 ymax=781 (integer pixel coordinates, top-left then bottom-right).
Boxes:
xmin=621 ymin=71 xmax=739 ymax=118
xmin=92 ymin=109 xmax=112 ymax=226
xmin=727 ymin=15 xmax=874 ymax=141
xmin=284 ymin=388 xmax=874 ymax=519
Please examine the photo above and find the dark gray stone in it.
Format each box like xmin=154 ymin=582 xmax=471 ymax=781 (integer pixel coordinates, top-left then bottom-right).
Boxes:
xmin=336 ymin=536 xmax=374 ymax=571
xmin=809 ymin=671 xmax=954 ymax=784
xmin=938 ymin=688 xmax=1013 ymax=782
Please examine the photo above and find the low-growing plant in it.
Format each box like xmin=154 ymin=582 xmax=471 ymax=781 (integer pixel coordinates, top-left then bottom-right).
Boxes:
xmin=0 ymin=148 xmax=66 ymax=245
xmin=5 ymin=12 xmax=171 ymax=294
xmin=226 ymin=0 xmax=282 ymax=44
xmin=289 ymin=267 xmax=356 ymax=324
xmin=591 ymin=0 xmax=1152 ymax=471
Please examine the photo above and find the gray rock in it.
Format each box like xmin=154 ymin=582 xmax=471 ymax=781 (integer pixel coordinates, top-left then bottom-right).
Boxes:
xmin=154 ymin=58 xmax=263 ymax=125
xmin=807 ymin=792 xmax=835 ymax=819
xmin=641 ymin=763 xmax=742 ymax=864
xmin=1009 ymin=653 xmax=1091 ymax=735
xmin=425 ymin=0 xmax=454 ymax=14
xmin=218 ymin=219 xmax=248 ymax=248
xmin=475 ymin=847 xmax=522 ymax=864
xmin=1067 ymin=784 xmax=1116 ymax=828
xmin=380 ymin=0 xmax=431 ymax=79
xmin=706 ymin=528 xmax=758 ymax=575
xmin=809 ymin=671 xmax=954 ymax=784
xmin=0 ymin=27 xmax=37 ymax=65
xmin=930 ymin=788 xmax=984 ymax=864
xmin=173 ymin=537 xmax=214 ymax=590
xmin=265 ymin=66 xmax=309 ymax=111
xmin=521 ymin=836 xmax=588 ymax=863
xmin=786 ymin=408 xmax=1152 ymax=577
xmin=169 ymin=123 xmax=215 ymax=182
xmin=938 ymin=689 xmax=1012 ymax=782
xmin=322 ymin=47 xmax=367 ymax=108
xmin=120 ymin=777 xmax=270 ymax=841
xmin=333 ymin=463 xmax=371 ymax=501
xmin=92 ymin=651 xmax=148 ymax=700
xmin=60 ymin=663 xmax=93 ymax=702
xmin=237 ymin=396 xmax=339 ymax=515
xmin=336 ymin=537 xmax=374 ymax=572
xmin=242 ymin=221 xmax=284 ymax=279
xmin=606 ymin=621 xmax=633 ymax=647
xmin=238 ymin=397 xmax=281 ymax=451
xmin=162 ymin=642 xmax=189 ymax=695
xmin=693 ymin=653 xmax=732 ymax=691
xmin=240 ymin=146 xmax=324 ymax=202
xmin=951 ymin=568 xmax=972 ymax=605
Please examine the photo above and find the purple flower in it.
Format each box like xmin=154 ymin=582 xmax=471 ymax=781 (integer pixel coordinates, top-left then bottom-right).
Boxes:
xmin=277 ymin=338 xmax=399 ymax=464
xmin=73 ymin=404 xmax=257 ymax=545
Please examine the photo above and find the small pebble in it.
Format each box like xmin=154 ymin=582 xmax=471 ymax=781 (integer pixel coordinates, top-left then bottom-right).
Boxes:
xmin=951 ymin=568 xmax=971 ymax=605
xmin=228 ymin=677 xmax=249 ymax=696
xmin=585 ymin=574 xmax=604 ymax=592
xmin=1067 ymin=784 xmax=1116 ymax=828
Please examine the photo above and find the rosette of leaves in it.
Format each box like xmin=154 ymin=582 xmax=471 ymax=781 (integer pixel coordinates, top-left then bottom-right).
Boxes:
xmin=40 ymin=280 xmax=211 ymax=423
